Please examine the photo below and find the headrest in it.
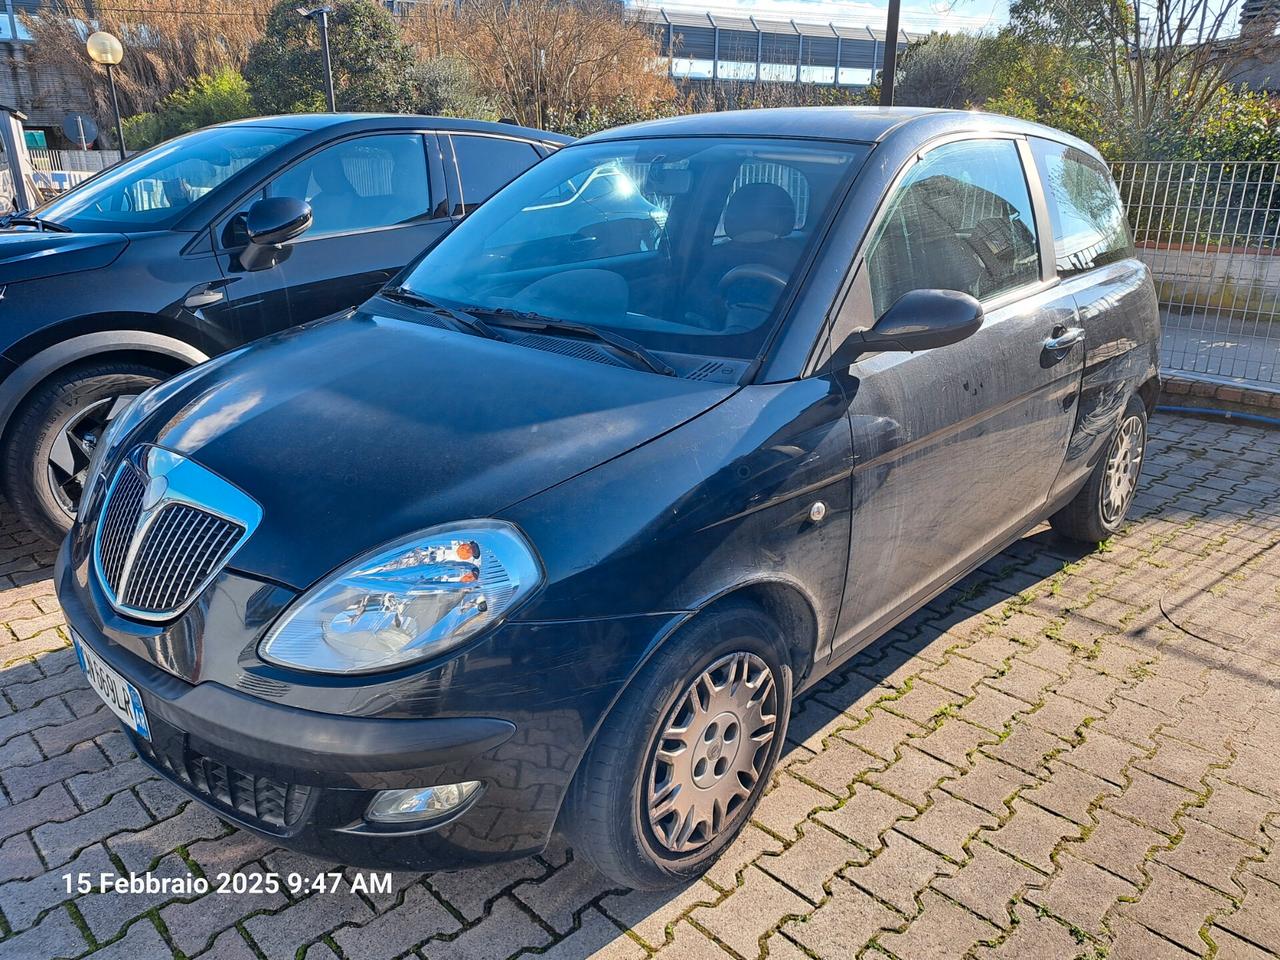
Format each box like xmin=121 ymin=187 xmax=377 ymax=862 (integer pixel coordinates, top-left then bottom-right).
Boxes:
xmin=723 ymin=182 xmax=796 ymax=243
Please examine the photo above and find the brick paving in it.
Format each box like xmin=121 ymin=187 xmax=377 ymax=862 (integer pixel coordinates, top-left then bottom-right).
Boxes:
xmin=1 ymin=410 xmax=1279 ymax=960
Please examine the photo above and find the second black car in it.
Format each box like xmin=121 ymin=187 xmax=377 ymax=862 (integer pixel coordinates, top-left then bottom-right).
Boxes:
xmin=0 ymin=114 xmax=569 ymax=541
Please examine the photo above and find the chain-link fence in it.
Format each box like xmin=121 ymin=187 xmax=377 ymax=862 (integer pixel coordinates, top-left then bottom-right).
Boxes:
xmin=1113 ymin=161 xmax=1280 ymax=389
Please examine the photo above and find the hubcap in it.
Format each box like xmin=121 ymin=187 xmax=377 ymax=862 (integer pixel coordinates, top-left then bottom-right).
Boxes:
xmin=46 ymin=394 xmax=137 ymax=518
xmin=646 ymin=651 xmax=778 ymax=854
xmin=1101 ymin=414 xmax=1145 ymax=526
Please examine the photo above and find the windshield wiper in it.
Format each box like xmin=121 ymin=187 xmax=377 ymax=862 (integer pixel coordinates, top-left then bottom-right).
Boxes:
xmin=0 ymin=214 xmax=70 ymax=233
xmin=462 ymin=305 xmax=676 ymax=377
xmin=380 ymin=287 xmax=500 ymax=341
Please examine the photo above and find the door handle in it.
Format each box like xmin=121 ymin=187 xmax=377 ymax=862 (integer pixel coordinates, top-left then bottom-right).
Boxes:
xmin=1043 ymin=327 xmax=1085 ymax=352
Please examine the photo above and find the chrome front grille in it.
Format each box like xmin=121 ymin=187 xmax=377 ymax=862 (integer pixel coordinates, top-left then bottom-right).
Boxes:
xmin=93 ymin=446 xmax=262 ymax=621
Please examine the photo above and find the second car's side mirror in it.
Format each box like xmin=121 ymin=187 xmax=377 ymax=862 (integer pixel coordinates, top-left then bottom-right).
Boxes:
xmin=831 ymin=288 xmax=984 ymax=367
xmin=239 ymin=197 xmax=313 ymax=272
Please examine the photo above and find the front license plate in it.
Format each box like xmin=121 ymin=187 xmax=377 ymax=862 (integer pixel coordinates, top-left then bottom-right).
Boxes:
xmin=72 ymin=630 xmax=150 ymax=741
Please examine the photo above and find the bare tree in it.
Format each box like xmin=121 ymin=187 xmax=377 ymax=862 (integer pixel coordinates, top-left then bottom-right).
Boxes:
xmin=400 ymin=0 xmax=675 ymax=131
xmin=1009 ymin=0 xmax=1279 ymax=150
xmin=23 ymin=0 xmax=273 ymax=142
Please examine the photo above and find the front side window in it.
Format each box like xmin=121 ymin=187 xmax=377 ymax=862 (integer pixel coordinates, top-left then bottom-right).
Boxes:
xmin=452 ymin=135 xmax=541 ymax=214
xmin=269 ymin=134 xmax=431 ymax=237
xmin=400 ymin=137 xmax=868 ymax=361
xmin=1031 ymin=139 xmax=1131 ymax=276
xmin=34 ymin=126 xmax=298 ymax=232
xmin=864 ymin=138 xmax=1040 ymax=318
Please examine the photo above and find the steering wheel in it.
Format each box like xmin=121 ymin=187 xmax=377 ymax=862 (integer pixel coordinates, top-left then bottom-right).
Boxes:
xmin=717 ymin=263 xmax=789 ymax=306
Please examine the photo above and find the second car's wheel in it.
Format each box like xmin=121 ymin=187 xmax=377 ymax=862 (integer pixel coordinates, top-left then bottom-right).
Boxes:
xmin=1050 ymin=395 xmax=1148 ymax=544
xmin=562 ymin=601 xmax=792 ymax=889
xmin=2 ymin=362 xmax=166 ymax=543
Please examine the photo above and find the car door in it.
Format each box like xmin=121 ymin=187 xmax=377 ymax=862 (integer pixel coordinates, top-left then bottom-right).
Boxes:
xmin=204 ymin=131 xmax=452 ymax=343
xmin=444 ymin=132 xmax=546 ymax=216
xmin=831 ymin=135 xmax=1085 ymax=653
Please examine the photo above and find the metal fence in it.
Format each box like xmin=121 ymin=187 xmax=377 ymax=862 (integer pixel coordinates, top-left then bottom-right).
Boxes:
xmin=1113 ymin=161 xmax=1280 ymax=389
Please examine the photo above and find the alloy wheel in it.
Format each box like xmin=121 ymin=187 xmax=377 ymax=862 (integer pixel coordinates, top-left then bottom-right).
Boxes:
xmin=1100 ymin=414 xmax=1145 ymax=526
xmin=46 ymin=394 xmax=137 ymax=518
xmin=645 ymin=651 xmax=778 ymax=854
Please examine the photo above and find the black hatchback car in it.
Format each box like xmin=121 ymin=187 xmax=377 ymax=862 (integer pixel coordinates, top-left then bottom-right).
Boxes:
xmin=55 ymin=107 xmax=1159 ymax=890
xmin=0 ymin=114 xmax=569 ymax=541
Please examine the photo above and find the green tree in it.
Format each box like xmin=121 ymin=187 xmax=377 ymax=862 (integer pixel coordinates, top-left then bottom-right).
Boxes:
xmin=244 ymin=0 xmax=420 ymax=114
xmin=122 ymin=68 xmax=255 ymax=149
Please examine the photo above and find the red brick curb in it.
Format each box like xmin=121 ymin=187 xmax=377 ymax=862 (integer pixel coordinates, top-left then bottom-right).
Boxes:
xmin=1159 ymin=374 xmax=1280 ymax=419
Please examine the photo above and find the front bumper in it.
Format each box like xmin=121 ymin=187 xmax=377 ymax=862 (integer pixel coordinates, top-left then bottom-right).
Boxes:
xmin=56 ymin=544 xmax=678 ymax=870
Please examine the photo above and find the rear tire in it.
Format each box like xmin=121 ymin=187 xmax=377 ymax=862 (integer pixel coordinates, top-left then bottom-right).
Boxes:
xmin=1050 ymin=395 xmax=1147 ymax=544
xmin=562 ymin=600 xmax=792 ymax=890
xmin=2 ymin=362 xmax=165 ymax=543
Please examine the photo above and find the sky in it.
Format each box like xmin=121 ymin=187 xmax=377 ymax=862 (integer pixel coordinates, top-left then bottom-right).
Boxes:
xmin=632 ymin=0 xmax=1012 ymax=35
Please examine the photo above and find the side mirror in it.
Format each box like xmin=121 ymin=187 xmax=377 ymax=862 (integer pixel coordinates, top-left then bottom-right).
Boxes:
xmin=832 ymin=288 xmax=984 ymax=367
xmin=239 ymin=196 xmax=313 ymax=271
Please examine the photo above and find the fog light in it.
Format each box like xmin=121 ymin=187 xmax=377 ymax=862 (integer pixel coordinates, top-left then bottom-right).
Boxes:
xmin=365 ymin=781 xmax=481 ymax=824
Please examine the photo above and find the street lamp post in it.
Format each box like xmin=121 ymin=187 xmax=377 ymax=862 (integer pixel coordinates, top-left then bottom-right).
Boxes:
xmin=878 ymin=0 xmax=901 ymax=107
xmin=85 ymin=31 xmax=126 ymax=159
xmin=297 ymin=6 xmax=337 ymax=112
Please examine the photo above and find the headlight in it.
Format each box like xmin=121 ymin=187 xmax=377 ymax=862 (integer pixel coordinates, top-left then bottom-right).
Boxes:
xmin=259 ymin=521 xmax=542 ymax=674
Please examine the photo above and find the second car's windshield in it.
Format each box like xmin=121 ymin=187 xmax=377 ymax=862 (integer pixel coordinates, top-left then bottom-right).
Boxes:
xmin=35 ymin=125 xmax=300 ymax=232
xmin=401 ymin=136 xmax=868 ymax=361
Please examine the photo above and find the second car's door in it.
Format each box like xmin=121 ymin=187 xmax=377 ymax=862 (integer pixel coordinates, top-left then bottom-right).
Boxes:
xmin=830 ymin=136 xmax=1085 ymax=654
xmin=206 ymin=132 xmax=452 ymax=342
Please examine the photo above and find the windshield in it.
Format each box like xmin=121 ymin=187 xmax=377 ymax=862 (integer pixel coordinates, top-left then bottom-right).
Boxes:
xmin=34 ymin=126 xmax=300 ymax=232
xmin=400 ymin=137 xmax=868 ymax=361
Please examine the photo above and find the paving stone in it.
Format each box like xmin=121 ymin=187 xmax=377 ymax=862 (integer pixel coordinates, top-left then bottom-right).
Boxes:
xmin=930 ymin=841 xmax=1040 ymax=929
xmin=958 ymin=686 xmax=1031 ymax=733
xmin=0 ymin=831 xmax=42 ymax=883
xmin=421 ymin=895 xmax=551 ymax=960
xmin=241 ymin=889 xmax=375 ymax=960
xmin=844 ymin=830 xmax=947 ymax=913
xmin=88 ymin=918 xmax=176 ymax=960
xmin=757 ymin=821 xmax=866 ymax=904
xmin=427 ymin=856 xmax=547 ymax=922
xmin=65 ymin=757 xmax=156 ymax=810
xmin=198 ymin=927 xmax=261 ymax=960
xmin=1022 ymin=693 xmax=1097 ymax=740
xmin=940 ymin=757 xmax=1035 ymax=816
xmin=533 ymin=907 xmax=647 ymax=960
xmin=838 ymin=708 xmax=926 ymax=762
xmin=877 ymin=889 xmax=1001 ymax=958
xmin=1217 ymin=870 xmax=1280 ymax=952
xmin=702 ymin=823 xmax=782 ymax=891
xmin=0 ymin=840 xmax=113 ymax=930
xmin=161 ymin=882 xmax=288 ymax=955
xmin=331 ymin=883 xmax=462 ymax=960
xmin=513 ymin=855 xmax=617 ymax=935
xmin=691 ymin=866 xmax=810 ymax=960
xmin=1104 ymin=769 xmax=1198 ymax=835
xmin=883 ymin=680 xmax=965 ymax=726
xmin=598 ymin=879 xmax=719 ymax=949
xmin=814 ymin=784 xmax=915 ymax=849
xmin=782 ymin=876 xmax=899 ymax=958
xmin=0 ymin=905 xmax=89 ymax=960
xmin=31 ymin=788 xmax=151 ymax=866
xmin=77 ymin=853 xmax=193 ymax=942
xmin=1025 ymin=852 xmax=1135 ymax=938
xmin=972 ymin=906 xmax=1087 ymax=959
xmin=1108 ymin=916 xmax=1199 ymax=960
xmin=1059 ymin=728 xmax=1146 ymax=787
xmin=789 ymin=736 xmax=881 ymax=796
xmin=1155 ymin=817 xmax=1257 ymax=895
xmin=913 ymin=716 xmax=998 ymax=771
xmin=896 ymin=794 xmax=997 ymax=862
xmin=1072 ymin=807 xmax=1165 ymax=884
xmin=1021 ymin=761 xmax=1116 ymax=825
xmin=1209 ymin=926 xmax=1278 ymax=959
xmin=109 ymin=800 xmax=227 ymax=873
xmin=1119 ymin=862 xmax=1232 ymax=952
xmin=0 ymin=782 xmax=78 ymax=841
xmin=867 ymin=745 xmax=957 ymax=809
xmin=1135 ymin=734 xmax=1225 ymax=792
xmin=750 ymin=773 xmax=832 ymax=841
xmin=986 ymin=799 xmax=1081 ymax=874
xmin=983 ymin=724 xmax=1067 ymax=777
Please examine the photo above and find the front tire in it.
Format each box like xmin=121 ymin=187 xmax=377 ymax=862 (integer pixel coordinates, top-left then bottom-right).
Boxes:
xmin=562 ymin=601 xmax=792 ymax=889
xmin=1050 ymin=395 xmax=1148 ymax=544
xmin=2 ymin=362 xmax=165 ymax=543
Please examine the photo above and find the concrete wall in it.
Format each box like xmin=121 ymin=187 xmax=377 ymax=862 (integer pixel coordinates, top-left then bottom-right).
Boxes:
xmin=1137 ymin=242 xmax=1280 ymax=317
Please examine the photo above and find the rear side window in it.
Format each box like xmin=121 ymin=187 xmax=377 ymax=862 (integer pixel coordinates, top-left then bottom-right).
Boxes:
xmin=1031 ymin=139 xmax=1131 ymax=276
xmin=864 ymin=138 xmax=1040 ymax=318
xmin=452 ymin=135 xmax=541 ymax=214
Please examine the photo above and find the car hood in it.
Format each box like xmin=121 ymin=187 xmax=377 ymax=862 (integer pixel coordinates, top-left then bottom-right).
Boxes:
xmin=145 ymin=307 xmax=736 ymax=589
xmin=0 ymin=230 xmax=129 ymax=283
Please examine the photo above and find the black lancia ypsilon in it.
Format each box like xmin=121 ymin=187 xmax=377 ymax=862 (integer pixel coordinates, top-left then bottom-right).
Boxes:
xmin=56 ymin=107 xmax=1160 ymax=889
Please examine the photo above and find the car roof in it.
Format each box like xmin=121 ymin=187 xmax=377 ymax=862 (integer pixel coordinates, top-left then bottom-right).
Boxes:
xmin=576 ymin=106 xmax=1100 ymax=159
xmin=220 ymin=113 xmax=572 ymax=145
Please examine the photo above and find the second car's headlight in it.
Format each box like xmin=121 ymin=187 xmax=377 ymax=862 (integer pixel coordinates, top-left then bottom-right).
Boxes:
xmin=259 ymin=521 xmax=542 ymax=674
